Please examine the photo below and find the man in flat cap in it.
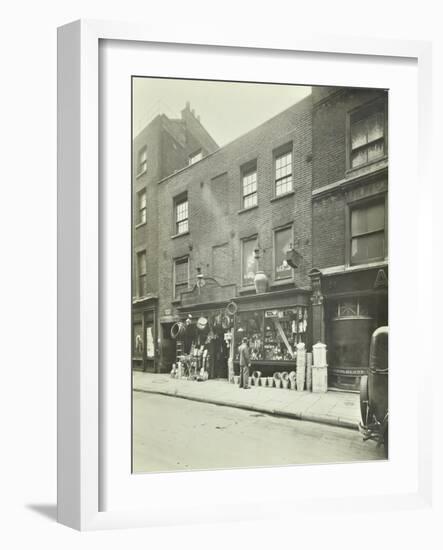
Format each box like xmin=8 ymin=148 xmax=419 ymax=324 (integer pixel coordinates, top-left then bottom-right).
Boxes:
xmin=238 ymin=337 xmax=251 ymax=389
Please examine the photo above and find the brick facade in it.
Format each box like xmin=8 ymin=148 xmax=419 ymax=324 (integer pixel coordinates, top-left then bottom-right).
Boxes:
xmin=311 ymin=87 xmax=389 ymax=390
xmin=132 ymin=86 xmax=389 ymax=390
xmin=155 ymin=96 xmax=313 ymax=321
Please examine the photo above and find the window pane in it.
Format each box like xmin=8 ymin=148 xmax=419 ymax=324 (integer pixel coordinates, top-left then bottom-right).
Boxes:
xmin=275 ymin=152 xmax=292 ymax=178
xmin=351 ymin=203 xmax=385 ymax=236
xmin=351 ymin=233 xmax=385 ymax=263
xmin=275 ymin=227 xmax=293 ymax=279
xmin=367 ymin=140 xmax=385 ymax=162
xmin=351 ymin=119 xmax=368 ymax=149
xmin=351 ymin=148 xmax=367 ymax=168
xmin=138 ymin=147 xmax=147 ymax=172
xmin=139 ymin=191 xmax=146 ymax=209
xmin=175 ymin=282 xmax=188 ymax=298
xmin=242 ymin=238 xmax=257 ymax=285
xmin=175 ymin=259 xmax=188 ymax=285
xmin=140 ymin=209 xmax=146 ymax=223
xmin=176 ymin=200 xmax=188 ymax=222
xmin=243 ymin=193 xmax=257 ymax=209
xmin=351 ymin=118 xmax=367 ymax=149
xmin=189 ymin=151 xmax=202 ymax=165
xmin=242 ymin=171 xmax=257 ymax=198
xmin=137 ymin=252 xmax=146 ymax=275
xmin=339 ymin=299 xmax=358 ymax=317
xmin=367 ymin=112 xmax=384 ymax=142
xmin=275 ymin=175 xmax=293 ymax=196
xmin=177 ymin=219 xmax=188 ymax=234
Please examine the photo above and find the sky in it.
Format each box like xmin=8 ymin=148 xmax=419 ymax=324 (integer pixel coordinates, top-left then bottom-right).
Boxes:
xmin=132 ymin=77 xmax=311 ymax=146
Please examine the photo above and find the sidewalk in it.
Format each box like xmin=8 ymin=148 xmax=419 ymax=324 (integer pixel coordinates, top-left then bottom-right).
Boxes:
xmin=133 ymin=372 xmax=361 ymax=429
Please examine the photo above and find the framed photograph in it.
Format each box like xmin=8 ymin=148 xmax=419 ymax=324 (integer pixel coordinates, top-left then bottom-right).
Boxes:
xmin=57 ymin=20 xmax=433 ymax=530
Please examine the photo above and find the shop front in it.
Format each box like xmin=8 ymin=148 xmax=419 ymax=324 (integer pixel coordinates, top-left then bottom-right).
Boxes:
xmin=132 ymin=297 xmax=158 ymax=372
xmin=169 ymin=276 xmax=238 ymax=379
xmin=174 ymin=305 xmax=233 ymax=379
xmin=322 ymin=266 xmax=388 ymax=391
xmin=233 ymin=289 xmax=312 ymax=377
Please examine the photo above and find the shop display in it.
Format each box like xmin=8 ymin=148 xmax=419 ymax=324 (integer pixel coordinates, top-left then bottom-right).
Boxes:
xmin=235 ymin=307 xmax=308 ymax=363
xmin=171 ymin=345 xmax=211 ymax=381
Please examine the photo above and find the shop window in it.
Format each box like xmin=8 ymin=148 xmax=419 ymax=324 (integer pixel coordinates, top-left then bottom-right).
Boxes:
xmin=137 ymin=250 xmax=147 ymax=297
xmin=137 ymin=146 xmax=147 ymax=175
xmin=133 ymin=321 xmax=143 ymax=358
xmin=144 ymin=310 xmax=155 ymax=359
xmin=174 ymin=257 xmax=189 ymax=299
xmin=350 ymin=200 xmax=386 ymax=265
xmin=188 ymin=150 xmax=202 ymax=165
xmin=349 ymin=101 xmax=386 ymax=169
xmin=174 ymin=193 xmax=188 ymax=235
xmin=274 ymin=225 xmax=293 ymax=280
xmin=235 ymin=307 xmax=308 ymax=362
xmin=241 ymin=236 xmax=258 ymax=286
xmin=241 ymin=164 xmax=257 ymax=209
xmin=334 ymin=297 xmax=371 ymax=318
xmin=274 ymin=149 xmax=293 ymax=196
xmin=137 ymin=188 xmax=146 ymax=224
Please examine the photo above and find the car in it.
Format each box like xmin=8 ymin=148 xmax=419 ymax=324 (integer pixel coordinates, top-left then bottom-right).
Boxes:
xmin=359 ymin=326 xmax=389 ymax=458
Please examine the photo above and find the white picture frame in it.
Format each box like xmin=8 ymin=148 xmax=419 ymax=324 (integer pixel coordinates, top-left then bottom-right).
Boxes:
xmin=57 ymin=19 xmax=433 ymax=531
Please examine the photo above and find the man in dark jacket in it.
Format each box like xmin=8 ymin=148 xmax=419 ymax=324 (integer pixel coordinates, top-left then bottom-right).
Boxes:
xmin=238 ymin=337 xmax=251 ymax=389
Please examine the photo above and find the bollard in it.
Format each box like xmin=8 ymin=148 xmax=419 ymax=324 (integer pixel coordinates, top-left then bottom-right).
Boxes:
xmin=306 ymin=352 xmax=313 ymax=391
xmin=296 ymin=343 xmax=306 ymax=392
xmin=312 ymin=342 xmax=328 ymax=393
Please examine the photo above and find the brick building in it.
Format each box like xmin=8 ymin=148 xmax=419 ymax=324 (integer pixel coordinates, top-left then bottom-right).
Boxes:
xmin=311 ymin=86 xmax=388 ymax=390
xmin=132 ymin=102 xmax=218 ymax=371
xmin=132 ymin=86 xmax=388 ymax=391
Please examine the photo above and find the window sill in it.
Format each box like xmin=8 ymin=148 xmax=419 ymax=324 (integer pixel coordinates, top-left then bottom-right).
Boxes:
xmin=135 ymin=221 xmax=147 ymax=229
xmin=345 ymin=156 xmax=388 ymax=177
xmin=321 ymin=260 xmax=388 ymax=276
xmin=239 ymin=285 xmax=256 ymax=295
xmin=348 ymin=257 xmax=386 ymax=269
xmin=270 ymin=190 xmax=295 ymax=203
xmin=171 ymin=231 xmax=190 ymax=240
xmin=237 ymin=205 xmax=258 ymax=215
xmin=270 ymin=278 xmax=294 ymax=288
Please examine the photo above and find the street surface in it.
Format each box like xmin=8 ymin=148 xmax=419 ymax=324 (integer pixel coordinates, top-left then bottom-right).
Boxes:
xmin=133 ymin=392 xmax=384 ymax=473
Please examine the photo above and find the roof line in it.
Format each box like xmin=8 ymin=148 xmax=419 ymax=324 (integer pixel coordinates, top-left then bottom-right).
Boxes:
xmin=157 ymin=93 xmax=312 ymax=185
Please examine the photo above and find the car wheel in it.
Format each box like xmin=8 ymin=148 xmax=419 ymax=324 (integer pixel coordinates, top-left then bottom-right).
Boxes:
xmin=360 ymin=375 xmax=369 ymax=424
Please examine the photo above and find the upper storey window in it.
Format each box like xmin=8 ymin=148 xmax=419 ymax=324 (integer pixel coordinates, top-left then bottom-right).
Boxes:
xmin=137 ymin=146 xmax=147 ymax=175
xmin=174 ymin=194 xmax=189 ymax=235
xmin=274 ymin=150 xmax=293 ymax=197
xmin=349 ymin=100 xmax=387 ymax=169
xmin=188 ymin=150 xmax=202 ymax=165
xmin=241 ymin=164 xmax=258 ymax=209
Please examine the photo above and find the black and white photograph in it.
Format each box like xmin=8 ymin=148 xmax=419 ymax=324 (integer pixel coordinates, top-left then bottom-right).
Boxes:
xmin=131 ymin=78 xmax=389 ymax=473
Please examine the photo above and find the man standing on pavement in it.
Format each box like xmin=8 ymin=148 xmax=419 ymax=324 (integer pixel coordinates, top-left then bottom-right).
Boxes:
xmin=238 ymin=337 xmax=251 ymax=389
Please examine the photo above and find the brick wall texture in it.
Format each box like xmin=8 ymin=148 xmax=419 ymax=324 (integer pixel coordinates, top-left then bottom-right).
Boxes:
xmin=154 ymin=96 xmax=313 ymax=316
xmin=311 ymin=87 xmax=388 ymax=269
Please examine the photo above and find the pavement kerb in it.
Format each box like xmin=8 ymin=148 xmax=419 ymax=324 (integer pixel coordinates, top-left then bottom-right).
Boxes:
xmin=133 ymin=387 xmax=358 ymax=430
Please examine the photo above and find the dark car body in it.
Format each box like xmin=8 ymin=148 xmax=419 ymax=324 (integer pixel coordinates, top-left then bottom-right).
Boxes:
xmin=359 ymin=326 xmax=389 ymax=457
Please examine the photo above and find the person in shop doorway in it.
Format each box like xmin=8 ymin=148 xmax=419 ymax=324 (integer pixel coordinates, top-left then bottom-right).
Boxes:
xmin=238 ymin=337 xmax=251 ymax=389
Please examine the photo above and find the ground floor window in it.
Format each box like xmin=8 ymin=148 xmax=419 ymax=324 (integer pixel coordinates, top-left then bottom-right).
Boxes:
xmin=235 ymin=306 xmax=308 ymax=362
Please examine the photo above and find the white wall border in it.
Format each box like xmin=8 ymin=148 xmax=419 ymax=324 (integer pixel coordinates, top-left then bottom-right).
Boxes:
xmin=57 ymin=19 xmax=433 ymax=531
